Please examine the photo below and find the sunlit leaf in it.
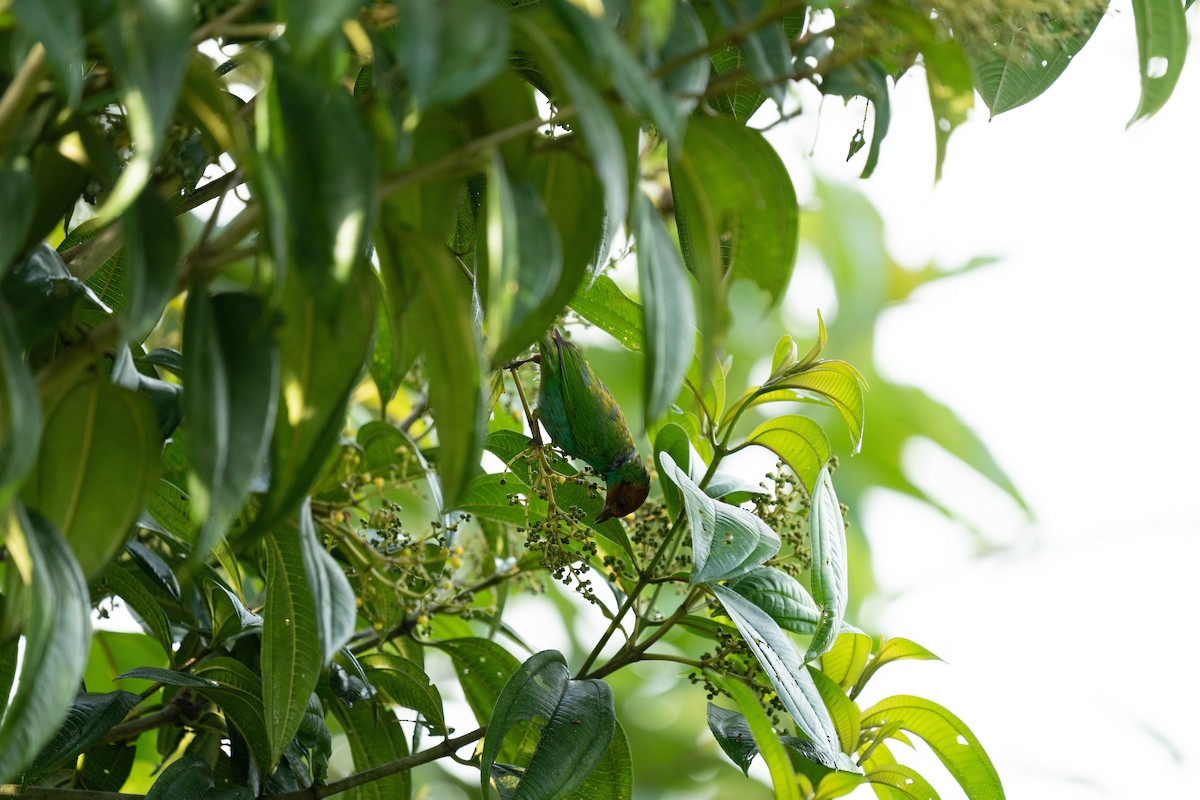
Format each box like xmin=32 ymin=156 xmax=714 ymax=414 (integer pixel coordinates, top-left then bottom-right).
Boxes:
xmin=821 ymin=633 xmax=873 ymax=692
xmin=851 ymin=638 xmax=942 ymax=700
xmin=861 ymin=696 xmax=1003 ymax=800
xmin=807 ymin=667 xmax=859 ymax=756
xmin=569 ymin=277 xmax=644 ymax=354
xmin=743 ymin=415 xmax=831 ymax=493
xmin=0 ymin=506 xmax=91 ymax=783
xmin=634 ymin=192 xmax=696 ymax=428
xmin=766 ymin=361 xmax=867 ymax=454
xmin=863 ymin=762 xmax=940 ymax=800
xmin=726 ymin=566 xmax=822 ymax=636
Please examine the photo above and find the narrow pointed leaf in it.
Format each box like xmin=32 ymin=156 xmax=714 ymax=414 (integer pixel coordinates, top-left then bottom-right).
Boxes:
xmin=438 ymin=638 xmax=521 ymax=725
xmin=635 ymin=192 xmax=696 ymax=428
xmin=0 ymin=300 xmax=40 ymax=510
xmin=99 ymin=565 xmax=174 ymax=656
xmin=184 ymin=290 xmax=278 ymax=560
xmin=861 ymin=696 xmax=1003 ymax=800
xmin=264 ymin=525 xmax=323 ymax=768
xmin=121 ymin=190 xmax=181 ymax=339
xmin=706 ymin=703 xmax=761 ymax=776
xmin=258 ymin=268 xmax=375 ymax=531
xmin=821 ymin=633 xmax=873 ymax=692
xmin=96 ymin=0 xmax=190 ymax=222
xmin=402 ymin=234 xmax=484 ymax=510
xmin=569 ymin=275 xmax=644 ymax=352
xmin=0 ymin=506 xmax=91 ymax=783
xmin=745 ymin=415 xmax=831 ymax=493
xmin=709 ymin=584 xmax=849 ymax=771
xmin=670 ymin=114 xmax=798 ymax=365
xmin=863 ymin=763 xmax=940 ymax=800
xmin=1128 ymin=0 xmax=1189 ymax=125
xmin=299 ymin=499 xmax=357 ymax=662
xmin=807 ymin=667 xmax=860 ymax=755
xmin=806 ymin=466 xmax=848 ymax=662
xmin=852 ymin=638 xmax=942 ymax=700
xmin=653 ymin=424 xmax=692 ymax=519
xmin=361 ymin=653 xmax=446 ymax=734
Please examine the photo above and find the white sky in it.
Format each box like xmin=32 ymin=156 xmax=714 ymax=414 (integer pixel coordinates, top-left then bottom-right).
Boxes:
xmin=768 ymin=2 xmax=1200 ymax=797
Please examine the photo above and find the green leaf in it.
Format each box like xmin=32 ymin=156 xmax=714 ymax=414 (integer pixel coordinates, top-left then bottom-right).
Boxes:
xmin=277 ymin=0 xmax=360 ymax=63
xmin=711 ymin=678 xmax=801 ymax=799
xmin=11 ymin=0 xmax=84 ymax=105
xmin=23 ymin=691 xmax=141 ymax=783
xmin=99 ymin=564 xmax=175 ymax=657
xmin=0 ymin=158 xmax=35 ymax=272
xmin=257 ymin=267 xmax=376 ymax=531
xmin=299 ymin=499 xmax=357 ymax=662
xmin=392 ymin=233 xmax=484 ymax=511
xmin=263 ymin=60 xmax=375 ymax=305
xmin=726 ymin=566 xmax=823 ymax=636
xmin=821 ymin=633 xmax=873 ymax=692
xmin=744 ymin=415 xmax=831 ymax=493
xmin=861 ymin=696 xmax=1003 ymax=800
xmin=634 ymin=192 xmax=696 ymax=428
xmin=189 ymin=656 xmax=272 ymax=774
xmin=551 ymin=0 xmax=681 ymax=141
xmin=807 ymin=667 xmax=859 ymax=756
xmin=813 ymin=771 xmax=864 ymax=800
xmin=514 ymin=15 xmax=629 ymax=276
xmin=0 ymin=506 xmax=92 ymax=783
xmin=263 ymin=526 xmax=324 ymax=768
xmin=562 ymin=718 xmax=632 ymax=800
xmin=819 ymin=58 xmax=891 ymax=178
xmin=121 ymin=189 xmax=181 ymax=339
xmin=96 ymin=0 xmax=190 ymax=222
xmin=863 ymin=763 xmax=940 ymax=800
xmin=481 ymin=650 xmax=615 ymax=800
xmin=0 ymin=298 xmax=40 ymax=511
xmin=360 ymin=653 xmax=447 ymax=734
xmin=486 ymin=159 xmax=564 ymax=368
xmin=652 ymin=423 xmax=692 ymax=519
xmin=709 ymin=0 xmax=793 ymax=107
xmin=569 ymin=275 xmax=644 ymax=353
xmin=389 ymin=0 xmax=509 ymax=112
xmin=706 ymin=703 xmax=760 ymax=776
xmin=851 ymin=638 xmax=942 ymax=700
xmin=331 ymin=697 xmax=411 ymax=800
xmin=22 ymin=376 xmax=161 ymax=576
xmin=145 ymin=753 xmax=253 ymax=800
xmin=670 ymin=114 xmax=798 ymax=351
xmin=438 ymin=638 xmax=522 ymax=725
xmin=659 ymin=453 xmax=780 ymax=585
xmin=1129 ymin=0 xmax=1189 ymax=125
xmin=806 ymin=466 xmax=848 ymax=663
xmin=708 ymin=584 xmax=850 ymax=772
xmin=184 ymin=290 xmax=279 ymax=561
xmin=766 ymin=360 xmax=867 ymax=454
xmin=959 ymin=10 xmax=1103 ymax=117
xmin=206 ymin=581 xmax=262 ymax=647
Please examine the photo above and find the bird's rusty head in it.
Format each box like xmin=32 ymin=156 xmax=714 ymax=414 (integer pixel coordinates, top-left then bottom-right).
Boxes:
xmin=595 ymin=459 xmax=650 ymax=524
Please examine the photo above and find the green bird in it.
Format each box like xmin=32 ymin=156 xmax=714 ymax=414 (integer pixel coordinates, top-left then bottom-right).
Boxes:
xmin=536 ymin=328 xmax=650 ymax=523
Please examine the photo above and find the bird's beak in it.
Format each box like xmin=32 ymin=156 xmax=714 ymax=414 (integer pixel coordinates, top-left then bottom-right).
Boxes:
xmin=594 ymin=506 xmax=616 ymax=525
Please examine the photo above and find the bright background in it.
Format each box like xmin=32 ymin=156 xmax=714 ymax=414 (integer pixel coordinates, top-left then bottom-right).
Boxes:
xmin=768 ymin=2 xmax=1200 ymax=796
